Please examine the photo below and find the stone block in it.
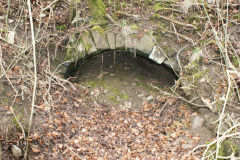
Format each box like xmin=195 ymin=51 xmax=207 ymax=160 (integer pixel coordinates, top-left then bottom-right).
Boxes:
xmin=163 ymin=57 xmax=180 ymax=73
xmin=116 ymin=34 xmax=125 ymax=48
xmin=125 ymin=35 xmax=138 ymax=50
xmin=149 ymin=45 xmax=166 ymax=64
xmin=137 ymin=33 xmax=155 ymax=54
xmin=192 ymin=115 xmax=205 ymax=129
xmin=77 ymin=31 xmax=97 ymax=56
xmin=84 ymin=36 xmax=97 ymax=54
xmin=106 ymin=32 xmax=116 ymax=49
xmin=91 ymin=26 xmax=109 ymax=50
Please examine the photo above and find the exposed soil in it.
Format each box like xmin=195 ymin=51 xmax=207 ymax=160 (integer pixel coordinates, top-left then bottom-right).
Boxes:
xmin=69 ymin=50 xmax=177 ymax=110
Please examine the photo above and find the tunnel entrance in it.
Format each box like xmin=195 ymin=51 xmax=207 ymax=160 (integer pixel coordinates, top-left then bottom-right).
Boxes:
xmin=65 ymin=50 xmax=178 ymax=109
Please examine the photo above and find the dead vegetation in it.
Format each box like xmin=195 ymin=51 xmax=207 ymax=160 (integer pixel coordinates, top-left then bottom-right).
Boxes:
xmin=0 ymin=0 xmax=239 ymax=159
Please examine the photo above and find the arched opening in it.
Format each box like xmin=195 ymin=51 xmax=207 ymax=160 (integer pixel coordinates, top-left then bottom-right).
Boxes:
xmin=65 ymin=50 xmax=178 ymax=109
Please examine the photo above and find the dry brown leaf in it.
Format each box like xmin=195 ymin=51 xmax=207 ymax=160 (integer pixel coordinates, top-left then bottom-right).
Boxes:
xmin=31 ymin=147 xmax=40 ymax=153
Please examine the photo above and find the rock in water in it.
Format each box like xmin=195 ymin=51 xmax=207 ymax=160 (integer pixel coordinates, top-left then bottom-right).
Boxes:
xmin=10 ymin=145 xmax=22 ymax=158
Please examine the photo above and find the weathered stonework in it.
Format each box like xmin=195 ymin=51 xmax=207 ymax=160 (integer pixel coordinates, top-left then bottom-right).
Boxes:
xmin=52 ymin=23 xmax=229 ymax=136
xmin=116 ymin=34 xmax=125 ymax=48
xmin=91 ymin=26 xmax=109 ymax=50
xmin=106 ymin=32 xmax=116 ymax=49
xmin=164 ymin=57 xmax=180 ymax=73
xmin=63 ymin=25 xmax=181 ymax=72
xmin=137 ymin=33 xmax=155 ymax=54
xmin=149 ymin=45 xmax=166 ymax=64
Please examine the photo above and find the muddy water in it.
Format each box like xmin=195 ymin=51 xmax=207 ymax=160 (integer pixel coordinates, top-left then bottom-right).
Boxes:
xmin=70 ymin=50 xmax=177 ymax=109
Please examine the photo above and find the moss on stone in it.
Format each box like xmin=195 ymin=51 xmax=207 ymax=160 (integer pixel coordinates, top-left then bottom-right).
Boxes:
xmin=91 ymin=25 xmax=105 ymax=36
xmin=184 ymin=61 xmax=201 ymax=74
xmin=130 ymin=25 xmax=139 ymax=31
xmin=207 ymin=139 xmax=239 ymax=158
xmin=192 ymin=70 xmax=208 ymax=84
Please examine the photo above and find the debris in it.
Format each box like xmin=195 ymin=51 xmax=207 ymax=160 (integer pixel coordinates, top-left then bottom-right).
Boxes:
xmin=146 ymin=95 xmax=154 ymax=102
xmin=192 ymin=115 xmax=205 ymax=129
xmin=10 ymin=145 xmax=22 ymax=158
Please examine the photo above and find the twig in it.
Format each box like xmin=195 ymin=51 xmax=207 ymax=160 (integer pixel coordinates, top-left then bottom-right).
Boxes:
xmin=42 ymin=0 xmax=59 ymax=12
xmin=151 ymin=84 xmax=207 ymax=108
xmin=0 ymin=36 xmax=24 ymax=48
xmin=155 ymin=14 xmax=197 ymax=29
xmin=156 ymin=7 xmax=183 ymax=13
xmin=46 ymin=70 xmax=76 ymax=91
xmin=5 ymin=0 xmax=10 ymax=29
xmin=24 ymin=0 xmax=37 ymax=159
xmin=66 ymin=145 xmax=83 ymax=159
xmin=116 ymin=11 xmax=143 ymax=21
xmin=216 ymin=70 xmax=231 ymax=158
xmin=9 ymin=95 xmax=26 ymax=139
xmin=150 ymin=33 xmax=181 ymax=77
xmin=159 ymin=100 xmax=168 ymax=116
xmin=0 ymin=46 xmax=18 ymax=94
xmin=191 ymin=132 xmax=240 ymax=159
xmin=0 ymin=44 xmax=32 ymax=79
xmin=172 ymin=22 xmax=180 ymax=42
xmin=158 ymin=26 xmax=194 ymax=44
xmin=106 ymin=14 xmax=118 ymax=25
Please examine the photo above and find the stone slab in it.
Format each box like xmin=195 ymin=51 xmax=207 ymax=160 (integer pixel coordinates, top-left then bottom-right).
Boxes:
xmin=137 ymin=33 xmax=155 ymax=54
xmin=163 ymin=57 xmax=180 ymax=73
xmin=85 ymin=36 xmax=97 ymax=54
xmin=149 ymin=45 xmax=166 ymax=64
xmin=91 ymin=26 xmax=109 ymax=50
xmin=77 ymin=31 xmax=97 ymax=56
xmin=192 ymin=115 xmax=205 ymax=129
xmin=116 ymin=34 xmax=125 ymax=48
xmin=125 ymin=35 xmax=138 ymax=50
xmin=106 ymin=32 xmax=116 ymax=49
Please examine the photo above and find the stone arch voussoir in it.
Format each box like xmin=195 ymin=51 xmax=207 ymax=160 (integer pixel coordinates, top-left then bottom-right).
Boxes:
xmin=63 ymin=25 xmax=181 ymax=74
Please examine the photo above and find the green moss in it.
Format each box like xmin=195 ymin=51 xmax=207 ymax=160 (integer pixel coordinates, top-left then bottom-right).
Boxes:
xmin=90 ymin=19 xmax=108 ymax=26
xmin=86 ymin=79 xmax=130 ymax=101
xmin=233 ymin=14 xmax=240 ymax=20
xmin=87 ymin=81 xmax=97 ymax=87
xmin=184 ymin=61 xmax=201 ymax=74
xmin=192 ymin=70 xmax=207 ymax=84
xmin=150 ymin=14 xmax=161 ymax=20
xmin=207 ymin=139 xmax=239 ymax=159
xmin=153 ymin=3 xmax=165 ymax=12
xmin=87 ymin=0 xmax=106 ymax=20
xmin=66 ymin=30 xmax=96 ymax=61
xmin=109 ymin=95 xmax=119 ymax=103
xmin=56 ymin=24 xmax=67 ymax=30
xmin=120 ymin=94 xmax=129 ymax=100
xmin=120 ymin=2 xmax=127 ymax=8
xmin=12 ymin=115 xmax=22 ymax=132
xmin=144 ymin=0 xmax=153 ymax=5
xmin=91 ymin=25 xmax=105 ymax=36
xmin=130 ymin=25 xmax=139 ymax=31
xmin=232 ymin=55 xmax=239 ymax=67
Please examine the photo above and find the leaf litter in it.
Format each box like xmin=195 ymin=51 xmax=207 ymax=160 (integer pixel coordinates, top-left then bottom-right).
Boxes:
xmin=25 ymin=85 xmax=209 ymax=160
